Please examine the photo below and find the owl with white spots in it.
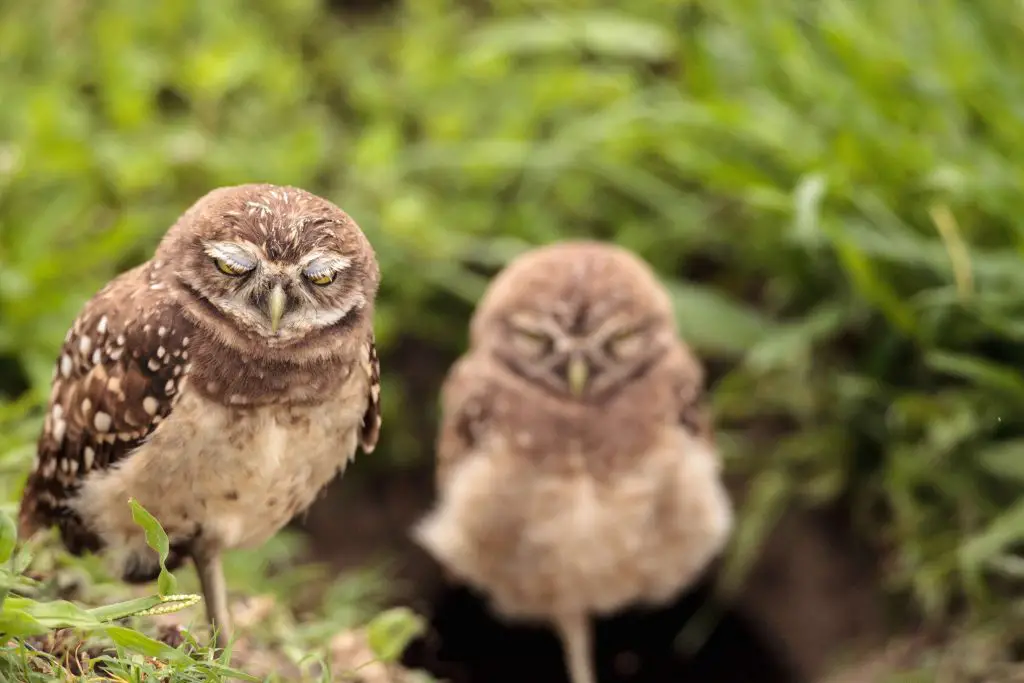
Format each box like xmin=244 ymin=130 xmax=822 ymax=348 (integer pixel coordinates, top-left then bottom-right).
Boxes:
xmin=18 ymin=183 xmax=382 ymax=647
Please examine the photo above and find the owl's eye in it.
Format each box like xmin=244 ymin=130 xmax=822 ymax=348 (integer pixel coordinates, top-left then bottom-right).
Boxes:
xmin=304 ymin=269 xmax=336 ymax=286
xmin=606 ymin=329 xmax=644 ymax=358
xmin=510 ymin=327 xmax=550 ymax=356
xmin=213 ymin=257 xmax=253 ymax=277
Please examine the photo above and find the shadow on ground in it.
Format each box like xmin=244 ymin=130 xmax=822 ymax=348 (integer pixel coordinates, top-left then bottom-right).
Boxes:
xmin=401 ymin=576 xmax=799 ymax=683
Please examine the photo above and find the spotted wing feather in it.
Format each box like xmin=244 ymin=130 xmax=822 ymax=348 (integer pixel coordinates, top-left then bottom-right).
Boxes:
xmin=358 ymin=333 xmax=382 ymax=453
xmin=18 ymin=264 xmax=193 ymax=555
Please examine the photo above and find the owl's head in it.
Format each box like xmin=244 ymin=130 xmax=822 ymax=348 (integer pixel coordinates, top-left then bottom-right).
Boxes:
xmin=159 ymin=184 xmax=379 ymax=351
xmin=470 ymin=241 xmax=677 ymax=401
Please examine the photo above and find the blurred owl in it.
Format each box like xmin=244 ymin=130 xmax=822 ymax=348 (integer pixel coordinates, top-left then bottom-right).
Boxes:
xmin=19 ymin=183 xmax=382 ymax=647
xmin=413 ymin=240 xmax=733 ymax=683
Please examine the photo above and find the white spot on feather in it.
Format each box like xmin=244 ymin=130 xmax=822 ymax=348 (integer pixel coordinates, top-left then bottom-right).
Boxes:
xmin=93 ymin=412 xmax=112 ymax=432
xmin=60 ymin=354 xmax=72 ymax=378
xmin=83 ymin=447 xmax=95 ymax=471
xmin=97 ymin=316 xmax=108 ymax=335
xmin=143 ymin=397 xmax=159 ymax=415
xmin=52 ymin=418 xmax=66 ymax=444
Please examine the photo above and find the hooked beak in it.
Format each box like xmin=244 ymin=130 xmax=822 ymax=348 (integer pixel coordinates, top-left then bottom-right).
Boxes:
xmin=567 ymin=354 xmax=589 ymax=398
xmin=268 ymin=283 xmax=286 ymax=335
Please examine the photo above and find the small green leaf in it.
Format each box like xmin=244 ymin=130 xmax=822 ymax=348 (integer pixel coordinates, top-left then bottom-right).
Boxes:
xmin=791 ymin=172 xmax=828 ymax=245
xmin=467 ymin=13 xmax=676 ymax=62
xmin=978 ymin=440 xmax=1024 ymax=484
xmin=365 ymin=607 xmax=427 ymax=663
xmin=926 ymin=352 xmax=1024 ymax=401
xmin=0 ymin=510 xmax=16 ymax=564
xmin=959 ymin=499 xmax=1024 ymax=574
xmin=128 ymin=498 xmax=177 ymax=596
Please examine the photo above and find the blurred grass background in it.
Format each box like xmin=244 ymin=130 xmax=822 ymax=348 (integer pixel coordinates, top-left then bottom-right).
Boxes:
xmin=2 ymin=0 xmax=1024 ymax=678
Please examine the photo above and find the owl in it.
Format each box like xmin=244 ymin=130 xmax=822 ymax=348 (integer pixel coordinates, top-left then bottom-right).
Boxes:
xmin=413 ymin=241 xmax=733 ymax=683
xmin=18 ymin=184 xmax=382 ymax=648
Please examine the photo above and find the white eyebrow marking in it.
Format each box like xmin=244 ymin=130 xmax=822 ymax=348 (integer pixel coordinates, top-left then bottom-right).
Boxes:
xmin=300 ymin=252 xmax=352 ymax=272
xmin=203 ymin=241 xmax=262 ymax=267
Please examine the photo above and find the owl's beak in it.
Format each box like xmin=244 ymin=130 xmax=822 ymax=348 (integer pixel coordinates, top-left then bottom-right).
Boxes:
xmin=268 ymin=283 xmax=286 ymax=335
xmin=567 ymin=354 xmax=589 ymax=397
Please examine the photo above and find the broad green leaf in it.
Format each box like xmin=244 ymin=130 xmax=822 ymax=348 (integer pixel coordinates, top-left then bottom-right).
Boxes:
xmin=128 ymin=498 xmax=177 ymax=596
xmin=666 ymin=282 xmax=773 ymax=356
xmin=16 ymin=597 xmax=102 ymax=629
xmin=365 ymin=607 xmax=427 ymax=663
xmin=105 ymin=624 xmax=190 ymax=662
xmin=0 ymin=608 xmax=47 ymax=638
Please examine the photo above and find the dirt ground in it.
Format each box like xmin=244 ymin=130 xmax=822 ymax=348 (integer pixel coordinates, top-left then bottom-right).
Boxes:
xmin=301 ymin=465 xmax=891 ymax=683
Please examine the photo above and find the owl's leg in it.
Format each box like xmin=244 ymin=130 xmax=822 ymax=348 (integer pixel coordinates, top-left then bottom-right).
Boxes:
xmin=555 ymin=611 xmax=596 ymax=683
xmin=192 ymin=542 xmax=232 ymax=649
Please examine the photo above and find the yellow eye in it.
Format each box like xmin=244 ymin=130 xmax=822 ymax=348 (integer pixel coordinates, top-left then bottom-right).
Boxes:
xmin=213 ymin=257 xmax=252 ymax=277
xmin=305 ymin=270 xmax=336 ymax=286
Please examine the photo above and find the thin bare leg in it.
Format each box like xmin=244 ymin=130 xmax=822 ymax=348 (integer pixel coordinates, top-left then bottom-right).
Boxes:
xmin=192 ymin=544 xmax=232 ymax=650
xmin=555 ymin=612 xmax=596 ymax=683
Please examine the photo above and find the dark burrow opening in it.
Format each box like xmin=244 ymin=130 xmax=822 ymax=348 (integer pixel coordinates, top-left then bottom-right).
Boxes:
xmin=307 ymin=466 xmax=882 ymax=683
xmin=400 ymin=575 xmax=800 ymax=683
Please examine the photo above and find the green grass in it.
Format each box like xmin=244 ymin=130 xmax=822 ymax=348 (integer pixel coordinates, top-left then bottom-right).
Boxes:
xmin=0 ymin=499 xmax=427 ymax=681
xmin=2 ymin=0 xmax=1024 ymax=678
